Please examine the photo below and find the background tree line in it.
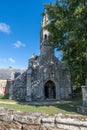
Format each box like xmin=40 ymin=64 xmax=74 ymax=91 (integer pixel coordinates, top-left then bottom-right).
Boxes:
xmin=44 ymin=0 xmax=87 ymax=90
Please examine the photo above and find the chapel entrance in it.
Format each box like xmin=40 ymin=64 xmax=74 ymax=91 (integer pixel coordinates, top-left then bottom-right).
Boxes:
xmin=44 ymin=80 xmax=56 ymax=99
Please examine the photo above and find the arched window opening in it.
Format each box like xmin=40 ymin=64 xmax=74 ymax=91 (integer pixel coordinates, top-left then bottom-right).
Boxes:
xmin=44 ymin=34 xmax=47 ymax=40
xmin=44 ymin=80 xmax=56 ymax=99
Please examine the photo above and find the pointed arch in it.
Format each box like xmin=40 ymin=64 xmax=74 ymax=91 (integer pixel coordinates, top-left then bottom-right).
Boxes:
xmin=44 ymin=80 xmax=56 ymax=99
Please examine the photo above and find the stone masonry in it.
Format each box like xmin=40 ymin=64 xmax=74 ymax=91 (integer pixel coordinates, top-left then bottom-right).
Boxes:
xmin=77 ymin=79 xmax=87 ymax=115
xmin=9 ymin=12 xmax=72 ymax=101
xmin=0 ymin=107 xmax=87 ymax=130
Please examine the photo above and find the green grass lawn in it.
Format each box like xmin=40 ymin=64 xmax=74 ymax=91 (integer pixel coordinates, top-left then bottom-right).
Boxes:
xmin=0 ymin=94 xmax=82 ymax=115
xmin=0 ymin=103 xmax=76 ymax=114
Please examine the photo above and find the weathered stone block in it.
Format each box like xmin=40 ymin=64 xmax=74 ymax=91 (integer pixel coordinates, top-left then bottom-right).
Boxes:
xmin=14 ymin=115 xmax=27 ymax=124
xmin=56 ymin=115 xmax=87 ymax=127
xmin=0 ymin=115 xmax=14 ymax=122
xmin=57 ymin=124 xmax=80 ymax=130
xmin=0 ymin=107 xmax=8 ymax=115
xmin=41 ymin=117 xmax=55 ymax=123
xmin=22 ymin=124 xmax=40 ymax=130
xmin=26 ymin=116 xmax=41 ymax=125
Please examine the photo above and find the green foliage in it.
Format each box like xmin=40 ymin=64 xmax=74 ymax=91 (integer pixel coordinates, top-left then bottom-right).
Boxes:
xmin=0 ymin=94 xmax=9 ymax=99
xmin=45 ymin=0 xmax=87 ymax=89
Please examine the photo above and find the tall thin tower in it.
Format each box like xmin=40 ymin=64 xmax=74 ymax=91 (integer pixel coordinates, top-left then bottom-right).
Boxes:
xmin=40 ymin=11 xmax=54 ymax=56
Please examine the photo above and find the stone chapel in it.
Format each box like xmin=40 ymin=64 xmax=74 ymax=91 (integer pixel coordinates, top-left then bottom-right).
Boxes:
xmin=9 ymin=12 xmax=72 ymax=101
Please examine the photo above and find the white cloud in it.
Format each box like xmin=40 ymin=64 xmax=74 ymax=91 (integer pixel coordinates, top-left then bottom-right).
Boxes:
xmin=13 ymin=41 xmax=26 ymax=48
xmin=8 ymin=58 xmax=15 ymax=63
xmin=0 ymin=22 xmax=11 ymax=34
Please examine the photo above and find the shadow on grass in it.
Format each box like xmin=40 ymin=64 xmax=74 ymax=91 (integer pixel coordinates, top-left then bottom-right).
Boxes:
xmin=53 ymin=103 xmax=77 ymax=113
xmin=0 ymin=94 xmax=82 ymax=114
xmin=17 ymin=97 xmax=82 ymax=113
xmin=17 ymin=101 xmax=79 ymax=114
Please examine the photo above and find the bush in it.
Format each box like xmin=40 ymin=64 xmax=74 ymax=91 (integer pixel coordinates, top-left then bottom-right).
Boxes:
xmin=0 ymin=94 xmax=9 ymax=99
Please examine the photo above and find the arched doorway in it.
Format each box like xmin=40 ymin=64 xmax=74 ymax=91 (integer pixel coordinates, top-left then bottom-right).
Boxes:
xmin=44 ymin=80 xmax=56 ymax=99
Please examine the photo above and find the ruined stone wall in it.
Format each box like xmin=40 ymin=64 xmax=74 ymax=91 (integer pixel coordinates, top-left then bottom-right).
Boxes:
xmin=59 ymin=68 xmax=71 ymax=99
xmin=11 ymin=72 xmax=27 ymax=100
xmin=0 ymin=107 xmax=87 ymax=130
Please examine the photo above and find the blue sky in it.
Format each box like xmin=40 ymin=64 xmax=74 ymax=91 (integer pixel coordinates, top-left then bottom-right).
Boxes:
xmin=0 ymin=0 xmax=61 ymax=69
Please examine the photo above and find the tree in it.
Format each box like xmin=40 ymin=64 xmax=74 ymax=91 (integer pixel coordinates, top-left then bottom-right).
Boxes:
xmin=45 ymin=0 xmax=87 ymax=89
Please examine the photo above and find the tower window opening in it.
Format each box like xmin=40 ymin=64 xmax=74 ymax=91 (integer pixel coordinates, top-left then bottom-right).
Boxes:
xmin=44 ymin=34 xmax=47 ymax=40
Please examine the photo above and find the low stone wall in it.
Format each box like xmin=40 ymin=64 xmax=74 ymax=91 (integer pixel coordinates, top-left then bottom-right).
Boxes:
xmin=77 ymin=105 xmax=87 ymax=115
xmin=0 ymin=107 xmax=87 ymax=130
